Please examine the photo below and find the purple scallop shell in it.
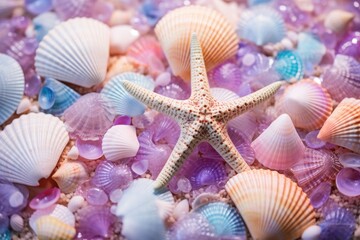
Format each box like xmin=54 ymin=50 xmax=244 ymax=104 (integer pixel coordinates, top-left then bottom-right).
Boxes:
xmin=319 ymin=202 xmax=356 ymax=240
xmin=76 ymin=138 xmax=103 ymax=160
xmin=77 ymin=206 xmax=115 ymax=239
xmin=336 ymin=32 xmax=360 ymax=61
xmin=336 ymin=168 xmax=360 ymax=197
xmin=64 ymin=93 xmax=116 ymax=141
xmin=155 ymin=75 xmax=191 ymax=100
xmin=29 ymin=188 xmax=60 ymax=210
xmin=304 ymin=130 xmax=326 ymax=149
xmin=208 ymin=61 xmax=244 ymax=94
xmin=291 ymin=148 xmax=342 ymax=193
xmin=53 ymin=0 xmax=98 ymax=20
xmin=309 ymin=182 xmax=331 ymax=208
xmin=0 ymin=182 xmax=28 ymax=215
xmin=92 ymin=161 xmax=133 ymax=193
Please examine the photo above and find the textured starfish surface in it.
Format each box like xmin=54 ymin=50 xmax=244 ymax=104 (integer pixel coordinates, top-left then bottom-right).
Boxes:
xmin=122 ymin=33 xmax=282 ymax=190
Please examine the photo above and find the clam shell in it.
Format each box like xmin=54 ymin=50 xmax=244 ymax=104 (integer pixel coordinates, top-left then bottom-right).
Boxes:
xmin=0 ymin=54 xmax=24 ymax=125
xmin=52 ymin=161 xmax=89 ymax=193
xmin=225 ymin=169 xmax=316 ymax=240
xmin=277 ymin=80 xmax=333 ymax=130
xmin=237 ymin=6 xmax=285 ymax=45
xmin=324 ymin=10 xmax=354 ymax=34
xmin=101 ymin=72 xmax=155 ymax=116
xmin=0 ymin=113 xmax=69 ymax=186
xmin=155 ymin=5 xmax=238 ymax=80
xmin=35 ymin=17 xmax=110 ymax=88
xmin=318 ymin=98 xmax=360 ymax=153
xmin=102 ymin=125 xmax=140 ymax=161
xmin=251 ymin=114 xmax=305 ymax=170
xmin=34 ymin=215 xmax=76 ymax=240
xmin=322 ymin=54 xmax=360 ymax=101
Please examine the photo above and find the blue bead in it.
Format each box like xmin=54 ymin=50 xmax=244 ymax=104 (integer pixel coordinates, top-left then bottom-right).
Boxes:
xmin=38 ymin=86 xmax=55 ymax=110
xmin=25 ymin=0 xmax=53 ymax=15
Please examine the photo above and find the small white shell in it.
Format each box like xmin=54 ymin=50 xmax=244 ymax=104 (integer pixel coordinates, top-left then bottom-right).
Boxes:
xmin=67 ymin=195 xmax=85 ymax=213
xmin=10 ymin=214 xmax=24 ymax=232
xmin=102 ymin=125 xmax=140 ymax=161
xmin=52 ymin=161 xmax=89 ymax=193
xmin=110 ymin=25 xmax=140 ymax=54
xmin=16 ymin=98 xmax=31 ymax=114
xmin=35 ymin=18 xmax=110 ymax=87
xmin=301 ymin=225 xmax=321 ymax=240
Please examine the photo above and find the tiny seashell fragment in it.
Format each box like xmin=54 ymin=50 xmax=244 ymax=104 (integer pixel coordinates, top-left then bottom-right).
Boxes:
xmin=16 ymin=98 xmax=31 ymax=115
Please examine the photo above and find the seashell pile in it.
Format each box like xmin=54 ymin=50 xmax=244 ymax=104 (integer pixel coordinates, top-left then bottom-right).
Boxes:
xmin=0 ymin=0 xmax=360 ymax=239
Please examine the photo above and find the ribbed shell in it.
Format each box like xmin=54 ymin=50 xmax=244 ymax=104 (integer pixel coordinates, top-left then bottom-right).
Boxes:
xmin=0 ymin=54 xmax=24 ymax=125
xmin=225 ymin=169 xmax=316 ymax=240
xmin=155 ymin=5 xmax=238 ymax=80
xmin=318 ymin=98 xmax=360 ymax=153
xmin=277 ymin=80 xmax=333 ymax=130
xmin=34 ymin=215 xmax=76 ymax=240
xmin=52 ymin=161 xmax=89 ymax=193
xmin=35 ymin=17 xmax=110 ymax=88
xmin=0 ymin=113 xmax=69 ymax=186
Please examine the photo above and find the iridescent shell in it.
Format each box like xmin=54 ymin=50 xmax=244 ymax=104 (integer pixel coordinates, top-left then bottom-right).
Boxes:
xmin=318 ymin=98 xmax=360 ymax=153
xmin=52 ymin=161 xmax=89 ymax=193
xmin=63 ymin=93 xmax=116 ymax=140
xmin=251 ymin=114 xmax=305 ymax=170
xmin=336 ymin=168 xmax=360 ymax=197
xmin=0 ymin=113 xmax=69 ymax=186
xmin=35 ymin=18 xmax=110 ymax=88
xmin=322 ymin=55 xmax=360 ymax=101
xmin=0 ymin=54 xmax=24 ymax=125
xmin=0 ymin=182 xmax=28 ymax=215
xmin=296 ymin=33 xmax=326 ymax=72
xmin=155 ymin=5 xmax=238 ymax=80
xmin=277 ymin=79 xmax=333 ymax=130
xmin=238 ymin=6 xmax=285 ymax=45
xmin=225 ymin=169 xmax=316 ymax=240
xmin=273 ymin=50 xmax=304 ymax=81
xmin=101 ymin=72 xmax=155 ymax=117
xmin=34 ymin=216 xmax=76 ymax=240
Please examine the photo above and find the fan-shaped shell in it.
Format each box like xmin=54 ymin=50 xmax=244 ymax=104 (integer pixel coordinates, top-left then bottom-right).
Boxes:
xmin=277 ymin=80 xmax=333 ymax=130
xmin=34 ymin=215 xmax=76 ymax=240
xmin=193 ymin=202 xmax=246 ymax=237
xmin=35 ymin=17 xmax=110 ymax=88
xmin=0 ymin=113 xmax=68 ymax=186
xmin=322 ymin=55 xmax=360 ymax=101
xmin=102 ymin=125 xmax=140 ymax=161
xmin=101 ymin=72 xmax=155 ymax=117
xmin=0 ymin=54 xmax=24 ymax=125
xmin=318 ymin=98 xmax=360 ymax=153
xmin=237 ymin=6 xmax=285 ymax=45
xmin=296 ymin=33 xmax=326 ymax=72
xmin=251 ymin=114 xmax=305 ymax=170
xmin=155 ymin=5 xmax=238 ymax=80
xmin=273 ymin=50 xmax=304 ymax=81
xmin=225 ymin=169 xmax=316 ymax=240
xmin=52 ymin=161 xmax=89 ymax=193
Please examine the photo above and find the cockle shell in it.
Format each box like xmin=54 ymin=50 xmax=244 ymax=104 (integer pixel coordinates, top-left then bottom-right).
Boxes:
xmin=0 ymin=113 xmax=69 ymax=186
xmin=0 ymin=54 xmax=24 ymax=125
xmin=35 ymin=17 xmax=110 ymax=88
xmin=102 ymin=125 xmax=140 ymax=161
xmin=52 ymin=161 xmax=89 ymax=193
xmin=34 ymin=215 xmax=76 ymax=240
xmin=277 ymin=80 xmax=333 ymax=130
xmin=155 ymin=5 xmax=238 ymax=80
xmin=324 ymin=10 xmax=354 ymax=34
xmin=225 ymin=169 xmax=316 ymax=240
xmin=318 ymin=98 xmax=360 ymax=153
xmin=251 ymin=114 xmax=305 ymax=170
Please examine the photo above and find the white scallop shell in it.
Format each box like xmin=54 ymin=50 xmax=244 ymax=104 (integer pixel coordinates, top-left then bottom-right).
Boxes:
xmin=0 ymin=54 xmax=24 ymax=125
xmin=34 ymin=215 xmax=76 ymax=240
xmin=0 ymin=113 xmax=69 ymax=186
xmin=35 ymin=17 xmax=110 ymax=87
xmin=52 ymin=161 xmax=89 ymax=193
xmin=102 ymin=125 xmax=140 ymax=161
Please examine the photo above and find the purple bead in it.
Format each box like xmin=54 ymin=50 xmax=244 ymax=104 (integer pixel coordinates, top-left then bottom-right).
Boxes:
xmin=0 ymin=182 xmax=28 ymax=215
xmin=24 ymin=71 xmax=41 ymax=97
xmin=29 ymin=188 xmax=60 ymax=210
xmin=76 ymin=138 xmax=103 ymax=160
xmin=0 ymin=213 xmax=9 ymax=234
xmin=85 ymin=187 xmax=108 ymax=205
xmin=25 ymin=0 xmax=53 ymax=15
xmin=309 ymin=182 xmax=331 ymax=208
xmin=131 ymin=159 xmax=149 ymax=175
xmin=113 ymin=115 xmax=131 ymax=125
xmin=339 ymin=152 xmax=360 ymax=168
xmin=336 ymin=32 xmax=360 ymax=61
xmin=304 ymin=130 xmax=326 ymax=149
xmin=336 ymin=168 xmax=360 ymax=197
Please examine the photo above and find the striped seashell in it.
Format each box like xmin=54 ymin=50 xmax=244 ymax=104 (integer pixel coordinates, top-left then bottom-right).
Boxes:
xmin=318 ymin=98 xmax=360 ymax=153
xmin=34 ymin=215 xmax=76 ymax=240
xmin=225 ymin=169 xmax=316 ymax=240
xmin=52 ymin=161 xmax=89 ymax=193
xmin=35 ymin=18 xmax=110 ymax=88
xmin=0 ymin=54 xmax=24 ymax=125
xmin=251 ymin=114 xmax=305 ymax=170
xmin=155 ymin=5 xmax=238 ymax=81
xmin=277 ymin=79 xmax=333 ymax=130
xmin=0 ymin=113 xmax=69 ymax=186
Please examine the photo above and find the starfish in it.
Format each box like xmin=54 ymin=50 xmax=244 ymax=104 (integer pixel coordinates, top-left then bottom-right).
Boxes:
xmin=122 ymin=33 xmax=282 ymax=190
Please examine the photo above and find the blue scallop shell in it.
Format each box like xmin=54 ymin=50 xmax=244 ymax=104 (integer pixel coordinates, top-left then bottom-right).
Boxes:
xmin=101 ymin=72 xmax=155 ymax=117
xmin=237 ymin=6 xmax=285 ymax=45
xmin=193 ymin=202 xmax=246 ymax=237
xmin=0 ymin=54 xmax=24 ymax=125
xmin=39 ymin=78 xmax=80 ymax=116
xmin=296 ymin=33 xmax=326 ymax=73
xmin=273 ymin=50 xmax=304 ymax=81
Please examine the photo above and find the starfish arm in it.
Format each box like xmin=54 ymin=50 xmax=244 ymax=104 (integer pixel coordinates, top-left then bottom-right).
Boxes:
xmin=121 ymin=80 xmax=187 ymax=118
xmin=215 ymin=81 xmax=282 ymax=121
xmin=153 ymin=123 xmax=202 ymax=190
xmin=208 ymin=127 xmax=251 ymax=172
